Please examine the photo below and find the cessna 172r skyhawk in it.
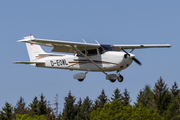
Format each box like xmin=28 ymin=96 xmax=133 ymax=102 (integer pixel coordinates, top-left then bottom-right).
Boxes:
xmin=14 ymin=35 xmax=171 ymax=83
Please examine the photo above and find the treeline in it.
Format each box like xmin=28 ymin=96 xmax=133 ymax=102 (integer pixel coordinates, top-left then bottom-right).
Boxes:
xmin=0 ymin=77 xmax=180 ymax=120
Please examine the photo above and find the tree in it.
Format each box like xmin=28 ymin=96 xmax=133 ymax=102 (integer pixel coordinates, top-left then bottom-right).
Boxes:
xmin=29 ymin=96 xmax=39 ymax=116
xmin=171 ymin=82 xmax=180 ymax=97
xmin=75 ymin=96 xmax=92 ymax=120
xmin=122 ymin=88 xmax=131 ymax=106
xmin=74 ymin=98 xmax=82 ymax=120
xmin=38 ymin=93 xmax=47 ymax=115
xmin=0 ymin=102 xmax=13 ymax=120
xmin=111 ymin=88 xmax=123 ymax=102
xmin=62 ymin=91 xmax=76 ymax=120
xmin=16 ymin=113 xmax=46 ymax=120
xmin=97 ymin=89 xmax=108 ymax=108
xmin=163 ymin=82 xmax=180 ymax=120
xmin=46 ymin=101 xmax=55 ymax=120
xmin=135 ymin=84 xmax=153 ymax=108
xmin=92 ymin=99 xmax=99 ymax=111
xmin=91 ymin=100 xmax=164 ymax=120
xmin=14 ymin=96 xmax=27 ymax=115
xmin=164 ymin=95 xmax=180 ymax=120
xmin=130 ymin=103 xmax=164 ymax=120
xmin=151 ymin=77 xmax=171 ymax=114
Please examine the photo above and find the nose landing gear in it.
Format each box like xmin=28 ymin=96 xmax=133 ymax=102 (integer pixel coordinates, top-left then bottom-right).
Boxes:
xmin=117 ymin=74 xmax=123 ymax=82
xmin=116 ymin=70 xmax=124 ymax=83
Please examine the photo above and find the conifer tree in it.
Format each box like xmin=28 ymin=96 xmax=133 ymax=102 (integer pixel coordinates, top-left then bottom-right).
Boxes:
xmin=171 ymin=82 xmax=180 ymax=97
xmin=74 ymin=98 xmax=82 ymax=120
xmin=29 ymin=96 xmax=39 ymax=116
xmin=135 ymin=84 xmax=152 ymax=108
xmin=164 ymin=95 xmax=180 ymax=120
xmin=97 ymin=89 xmax=108 ymax=108
xmin=111 ymin=88 xmax=123 ymax=102
xmin=163 ymin=82 xmax=180 ymax=119
xmin=62 ymin=91 xmax=76 ymax=120
xmin=14 ymin=96 xmax=27 ymax=115
xmin=38 ymin=93 xmax=47 ymax=115
xmin=92 ymin=99 xmax=99 ymax=111
xmin=152 ymin=77 xmax=171 ymax=114
xmin=81 ymin=96 xmax=92 ymax=120
xmin=0 ymin=102 xmax=13 ymax=120
xmin=122 ymin=88 xmax=131 ymax=106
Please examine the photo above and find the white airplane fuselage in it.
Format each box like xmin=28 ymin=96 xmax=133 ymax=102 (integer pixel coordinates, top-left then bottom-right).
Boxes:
xmin=15 ymin=35 xmax=171 ymax=82
xmin=36 ymin=51 xmax=134 ymax=72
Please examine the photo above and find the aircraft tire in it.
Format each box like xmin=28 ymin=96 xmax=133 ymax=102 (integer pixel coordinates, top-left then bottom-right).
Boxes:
xmin=110 ymin=79 xmax=116 ymax=83
xmin=78 ymin=79 xmax=84 ymax=82
xmin=118 ymin=75 xmax=123 ymax=82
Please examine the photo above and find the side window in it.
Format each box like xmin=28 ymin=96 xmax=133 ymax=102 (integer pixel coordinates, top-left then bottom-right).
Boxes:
xmin=77 ymin=51 xmax=85 ymax=57
xmin=87 ymin=49 xmax=97 ymax=56
xmin=98 ymin=47 xmax=104 ymax=54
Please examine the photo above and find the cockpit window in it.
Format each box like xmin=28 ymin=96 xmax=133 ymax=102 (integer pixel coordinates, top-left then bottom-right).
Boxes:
xmin=101 ymin=44 xmax=117 ymax=51
xmin=98 ymin=47 xmax=104 ymax=54
xmin=87 ymin=49 xmax=97 ymax=56
xmin=77 ymin=51 xmax=85 ymax=57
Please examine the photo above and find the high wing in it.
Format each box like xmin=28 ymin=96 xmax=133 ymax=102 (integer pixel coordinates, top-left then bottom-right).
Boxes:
xmin=19 ymin=35 xmax=100 ymax=53
xmin=114 ymin=44 xmax=171 ymax=51
xmin=18 ymin=35 xmax=171 ymax=53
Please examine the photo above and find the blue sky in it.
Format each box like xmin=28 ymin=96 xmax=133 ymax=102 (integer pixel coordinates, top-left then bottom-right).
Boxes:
xmin=0 ymin=1 xmax=179 ymax=112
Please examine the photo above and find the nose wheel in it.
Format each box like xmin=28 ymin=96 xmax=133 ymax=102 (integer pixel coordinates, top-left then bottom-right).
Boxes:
xmin=117 ymin=74 xmax=123 ymax=82
xmin=116 ymin=70 xmax=123 ymax=82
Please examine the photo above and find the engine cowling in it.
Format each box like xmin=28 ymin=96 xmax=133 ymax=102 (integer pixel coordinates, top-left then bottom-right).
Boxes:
xmin=106 ymin=74 xmax=118 ymax=80
xmin=73 ymin=73 xmax=86 ymax=80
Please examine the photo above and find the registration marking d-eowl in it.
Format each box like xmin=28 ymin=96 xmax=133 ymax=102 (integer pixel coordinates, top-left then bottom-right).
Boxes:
xmin=50 ymin=59 xmax=68 ymax=66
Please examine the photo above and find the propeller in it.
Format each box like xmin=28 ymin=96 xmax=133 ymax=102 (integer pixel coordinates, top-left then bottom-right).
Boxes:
xmin=121 ymin=48 xmax=142 ymax=66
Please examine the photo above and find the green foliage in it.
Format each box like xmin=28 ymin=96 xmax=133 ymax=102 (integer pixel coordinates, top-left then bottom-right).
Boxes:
xmin=135 ymin=84 xmax=153 ymax=108
xmin=131 ymin=103 xmax=164 ymax=120
xmin=15 ymin=96 xmax=27 ymax=115
xmin=122 ymin=88 xmax=131 ymax=106
xmin=97 ymin=89 xmax=108 ymax=108
xmin=0 ymin=76 xmax=180 ymax=120
xmin=29 ymin=96 xmax=39 ymax=116
xmin=91 ymin=100 xmax=164 ymax=120
xmin=91 ymin=100 xmax=132 ymax=120
xmin=111 ymin=88 xmax=123 ymax=102
xmin=0 ymin=102 xmax=13 ymax=120
xmin=38 ymin=94 xmax=47 ymax=115
xmin=16 ymin=113 xmax=46 ymax=120
xmin=163 ymin=82 xmax=180 ymax=120
xmin=62 ymin=91 xmax=76 ymax=120
xmin=75 ymin=96 xmax=92 ymax=120
xmin=170 ymin=82 xmax=180 ymax=98
xmin=152 ymin=77 xmax=171 ymax=114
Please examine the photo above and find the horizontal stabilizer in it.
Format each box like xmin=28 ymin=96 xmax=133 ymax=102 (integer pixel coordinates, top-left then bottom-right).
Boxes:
xmin=13 ymin=61 xmax=45 ymax=64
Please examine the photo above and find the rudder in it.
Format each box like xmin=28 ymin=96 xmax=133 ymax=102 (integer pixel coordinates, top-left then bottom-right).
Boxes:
xmin=26 ymin=43 xmax=46 ymax=62
xmin=24 ymin=35 xmax=46 ymax=62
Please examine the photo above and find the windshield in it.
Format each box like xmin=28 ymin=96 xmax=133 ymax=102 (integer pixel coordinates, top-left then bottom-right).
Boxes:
xmin=101 ymin=44 xmax=117 ymax=51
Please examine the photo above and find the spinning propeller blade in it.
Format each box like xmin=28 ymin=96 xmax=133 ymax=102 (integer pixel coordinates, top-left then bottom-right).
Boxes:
xmin=132 ymin=57 xmax=142 ymax=65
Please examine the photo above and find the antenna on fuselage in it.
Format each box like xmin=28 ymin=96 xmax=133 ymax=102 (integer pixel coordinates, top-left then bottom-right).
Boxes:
xmin=82 ymin=39 xmax=86 ymax=43
xmin=95 ymin=39 xmax=100 ymax=45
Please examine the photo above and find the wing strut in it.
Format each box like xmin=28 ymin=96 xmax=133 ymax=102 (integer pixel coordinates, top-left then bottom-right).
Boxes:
xmin=74 ymin=46 xmax=111 ymax=78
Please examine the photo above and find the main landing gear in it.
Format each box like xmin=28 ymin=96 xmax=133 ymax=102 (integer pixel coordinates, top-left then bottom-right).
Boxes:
xmin=74 ymin=70 xmax=124 ymax=83
xmin=109 ymin=74 xmax=123 ymax=83
xmin=107 ymin=70 xmax=124 ymax=83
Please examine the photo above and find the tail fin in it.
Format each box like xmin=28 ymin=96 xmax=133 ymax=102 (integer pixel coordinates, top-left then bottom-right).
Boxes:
xmin=23 ymin=35 xmax=46 ymax=62
xmin=26 ymin=43 xmax=46 ymax=62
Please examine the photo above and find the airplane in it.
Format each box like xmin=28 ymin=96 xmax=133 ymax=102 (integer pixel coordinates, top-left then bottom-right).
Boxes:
xmin=14 ymin=35 xmax=171 ymax=83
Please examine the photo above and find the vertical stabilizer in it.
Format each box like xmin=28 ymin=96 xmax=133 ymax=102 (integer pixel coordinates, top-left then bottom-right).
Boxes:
xmin=26 ymin=43 xmax=46 ymax=62
xmin=22 ymin=35 xmax=46 ymax=62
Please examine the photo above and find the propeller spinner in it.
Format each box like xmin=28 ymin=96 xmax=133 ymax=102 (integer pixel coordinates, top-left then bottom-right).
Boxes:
xmin=121 ymin=48 xmax=142 ymax=66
